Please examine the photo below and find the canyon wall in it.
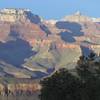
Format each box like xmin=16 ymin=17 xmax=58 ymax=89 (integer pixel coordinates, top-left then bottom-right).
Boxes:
xmin=63 ymin=12 xmax=92 ymax=22
xmin=0 ymin=83 xmax=41 ymax=96
xmin=0 ymin=8 xmax=28 ymax=22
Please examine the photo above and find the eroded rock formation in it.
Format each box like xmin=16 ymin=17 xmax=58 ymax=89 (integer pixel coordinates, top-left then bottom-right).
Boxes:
xmin=0 ymin=83 xmax=41 ymax=96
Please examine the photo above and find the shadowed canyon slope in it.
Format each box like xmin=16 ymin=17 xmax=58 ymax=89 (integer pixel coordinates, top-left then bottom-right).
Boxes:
xmin=0 ymin=9 xmax=100 ymax=79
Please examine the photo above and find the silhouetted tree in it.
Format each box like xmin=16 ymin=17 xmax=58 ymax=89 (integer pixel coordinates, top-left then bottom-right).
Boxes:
xmin=76 ymin=51 xmax=100 ymax=100
xmin=40 ymin=51 xmax=100 ymax=100
xmin=40 ymin=68 xmax=83 ymax=100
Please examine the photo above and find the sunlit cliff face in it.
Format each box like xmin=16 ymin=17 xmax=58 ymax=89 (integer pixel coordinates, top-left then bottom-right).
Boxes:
xmin=0 ymin=83 xmax=41 ymax=96
xmin=0 ymin=8 xmax=28 ymax=22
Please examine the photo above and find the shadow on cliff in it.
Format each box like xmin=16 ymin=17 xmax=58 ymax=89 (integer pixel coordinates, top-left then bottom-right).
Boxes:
xmin=59 ymin=31 xmax=76 ymax=43
xmin=56 ymin=21 xmax=84 ymax=43
xmin=25 ymin=11 xmax=52 ymax=36
xmin=39 ymin=24 xmax=52 ymax=36
xmin=0 ymin=30 xmax=37 ymax=67
xmin=80 ymin=45 xmax=93 ymax=57
xmin=25 ymin=11 xmax=41 ymax=24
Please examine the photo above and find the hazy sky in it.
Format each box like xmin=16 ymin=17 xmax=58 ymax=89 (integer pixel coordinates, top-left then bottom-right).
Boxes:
xmin=0 ymin=0 xmax=99 ymax=19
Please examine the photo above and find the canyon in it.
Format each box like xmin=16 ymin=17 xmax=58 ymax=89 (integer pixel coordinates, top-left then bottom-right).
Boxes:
xmin=0 ymin=9 xmax=100 ymax=92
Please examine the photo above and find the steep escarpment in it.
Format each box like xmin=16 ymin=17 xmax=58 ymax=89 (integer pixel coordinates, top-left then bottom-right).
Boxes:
xmin=0 ymin=79 xmax=41 ymax=96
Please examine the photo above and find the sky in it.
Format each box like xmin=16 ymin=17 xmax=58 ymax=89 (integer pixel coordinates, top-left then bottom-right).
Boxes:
xmin=0 ymin=0 xmax=99 ymax=19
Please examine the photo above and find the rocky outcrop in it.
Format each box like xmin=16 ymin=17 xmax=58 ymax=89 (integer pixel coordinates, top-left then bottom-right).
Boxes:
xmin=0 ymin=83 xmax=41 ymax=96
xmin=62 ymin=11 xmax=100 ymax=23
xmin=63 ymin=11 xmax=92 ymax=22
xmin=92 ymin=18 xmax=100 ymax=22
xmin=0 ymin=8 xmax=29 ymax=22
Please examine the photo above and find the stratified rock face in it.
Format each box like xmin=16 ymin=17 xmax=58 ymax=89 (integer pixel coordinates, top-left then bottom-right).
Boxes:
xmin=92 ymin=18 xmax=100 ymax=22
xmin=0 ymin=8 xmax=100 ymax=79
xmin=0 ymin=8 xmax=42 ymax=24
xmin=0 ymin=8 xmax=30 ymax=22
xmin=0 ymin=81 xmax=41 ymax=96
xmin=62 ymin=11 xmax=100 ymax=23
